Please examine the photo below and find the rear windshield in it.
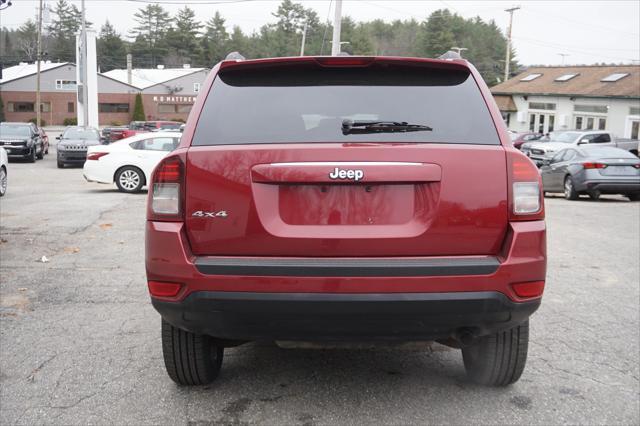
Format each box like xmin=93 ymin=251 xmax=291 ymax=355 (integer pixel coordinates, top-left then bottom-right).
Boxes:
xmin=192 ymin=64 xmax=499 ymax=146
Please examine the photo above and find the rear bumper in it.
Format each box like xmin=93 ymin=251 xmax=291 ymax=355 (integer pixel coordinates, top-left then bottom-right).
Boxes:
xmin=146 ymin=220 xmax=546 ymax=340
xmin=577 ymin=180 xmax=640 ymax=194
xmin=152 ymin=291 xmax=540 ymax=341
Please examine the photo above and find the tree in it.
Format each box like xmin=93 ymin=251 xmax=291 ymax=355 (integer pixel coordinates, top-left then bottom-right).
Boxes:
xmin=132 ymin=93 xmax=145 ymax=121
xmin=166 ymin=6 xmax=202 ymax=65
xmin=130 ymin=4 xmax=171 ymax=67
xmin=15 ymin=20 xmax=38 ymax=61
xmin=47 ymin=0 xmax=89 ymax=62
xmin=200 ymin=11 xmax=228 ymax=65
xmin=0 ymin=95 xmax=5 ymax=122
xmin=97 ymin=21 xmax=127 ymax=72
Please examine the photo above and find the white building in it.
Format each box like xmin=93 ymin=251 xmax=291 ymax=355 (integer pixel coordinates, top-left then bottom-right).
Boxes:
xmin=492 ymin=65 xmax=640 ymax=140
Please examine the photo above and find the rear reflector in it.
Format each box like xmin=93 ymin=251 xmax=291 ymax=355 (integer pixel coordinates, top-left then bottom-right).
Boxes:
xmin=148 ymin=281 xmax=182 ymax=297
xmin=152 ymin=183 xmax=180 ymax=215
xmin=87 ymin=152 xmax=108 ymax=161
xmin=513 ymin=182 xmax=541 ymax=214
xmin=316 ymin=57 xmax=374 ymax=67
xmin=582 ymin=162 xmax=607 ymax=169
xmin=511 ymin=281 xmax=545 ymax=298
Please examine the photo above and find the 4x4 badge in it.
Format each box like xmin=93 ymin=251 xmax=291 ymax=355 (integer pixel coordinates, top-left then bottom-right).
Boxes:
xmin=191 ymin=210 xmax=228 ymax=218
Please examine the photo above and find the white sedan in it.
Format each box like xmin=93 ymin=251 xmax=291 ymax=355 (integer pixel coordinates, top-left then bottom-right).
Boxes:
xmin=83 ymin=132 xmax=180 ymax=193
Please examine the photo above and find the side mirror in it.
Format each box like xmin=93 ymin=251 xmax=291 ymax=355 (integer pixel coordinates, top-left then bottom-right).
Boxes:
xmin=578 ymin=139 xmax=589 ymax=145
xmin=56 ymin=135 xmax=61 ymax=140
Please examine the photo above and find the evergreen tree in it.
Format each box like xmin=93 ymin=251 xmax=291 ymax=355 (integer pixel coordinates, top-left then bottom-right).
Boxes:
xmin=200 ymin=11 xmax=229 ymax=65
xmin=166 ymin=6 xmax=202 ymax=64
xmin=97 ymin=21 xmax=127 ymax=72
xmin=47 ymin=0 xmax=89 ymax=62
xmin=0 ymin=95 xmax=5 ymax=122
xmin=132 ymin=94 xmax=145 ymax=121
xmin=130 ymin=4 xmax=170 ymax=67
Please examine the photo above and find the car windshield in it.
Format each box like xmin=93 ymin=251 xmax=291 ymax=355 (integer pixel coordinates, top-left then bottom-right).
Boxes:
xmin=62 ymin=128 xmax=100 ymax=140
xmin=0 ymin=124 xmax=31 ymax=138
xmin=550 ymin=132 xmax=581 ymax=143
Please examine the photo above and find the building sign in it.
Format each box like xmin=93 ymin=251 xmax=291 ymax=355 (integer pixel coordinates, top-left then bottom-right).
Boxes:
xmin=152 ymin=96 xmax=196 ymax=103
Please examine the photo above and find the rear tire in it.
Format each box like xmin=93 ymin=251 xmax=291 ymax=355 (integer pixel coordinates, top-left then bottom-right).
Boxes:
xmin=462 ymin=320 xmax=529 ymax=387
xmin=115 ymin=166 xmax=145 ymax=193
xmin=36 ymin=145 xmax=44 ymax=160
xmin=564 ymin=176 xmax=579 ymax=200
xmin=57 ymin=158 xmax=64 ymax=168
xmin=161 ymin=319 xmax=224 ymax=386
xmin=588 ymin=190 xmax=600 ymax=201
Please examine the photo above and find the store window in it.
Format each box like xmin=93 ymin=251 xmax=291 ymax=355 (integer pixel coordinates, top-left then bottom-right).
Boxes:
xmin=99 ymin=103 xmax=130 ymax=113
xmin=158 ymin=104 xmax=177 ymax=113
xmin=177 ymin=104 xmax=192 ymax=113
xmin=8 ymin=102 xmax=35 ymax=112
xmin=574 ymin=104 xmax=608 ymax=114
xmin=528 ymin=102 xmax=556 ymax=110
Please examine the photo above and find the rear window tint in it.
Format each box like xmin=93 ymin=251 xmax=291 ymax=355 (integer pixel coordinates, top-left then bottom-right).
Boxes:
xmin=192 ymin=64 xmax=499 ymax=146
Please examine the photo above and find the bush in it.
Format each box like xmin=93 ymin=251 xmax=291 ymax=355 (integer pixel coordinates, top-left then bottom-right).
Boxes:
xmin=63 ymin=117 xmax=78 ymax=126
xmin=132 ymin=93 xmax=145 ymax=121
xmin=28 ymin=117 xmax=46 ymax=126
xmin=170 ymin=118 xmax=186 ymax=123
xmin=109 ymin=121 xmax=122 ymax=126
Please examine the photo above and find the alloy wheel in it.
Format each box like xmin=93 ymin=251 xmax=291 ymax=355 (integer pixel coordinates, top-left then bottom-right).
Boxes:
xmin=119 ymin=169 xmax=141 ymax=191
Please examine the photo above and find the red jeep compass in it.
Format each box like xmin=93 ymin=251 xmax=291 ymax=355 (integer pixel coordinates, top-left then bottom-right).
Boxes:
xmin=146 ymin=56 xmax=546 ymax=387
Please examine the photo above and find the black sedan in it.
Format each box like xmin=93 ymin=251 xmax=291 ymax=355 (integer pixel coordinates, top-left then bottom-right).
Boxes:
xmin=540 ymin=145 xmax=640 ymax=201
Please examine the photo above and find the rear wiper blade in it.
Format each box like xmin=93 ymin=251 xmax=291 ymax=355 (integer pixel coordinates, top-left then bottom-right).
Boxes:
xmin=342 ymin=119 xmax=433 ymax=135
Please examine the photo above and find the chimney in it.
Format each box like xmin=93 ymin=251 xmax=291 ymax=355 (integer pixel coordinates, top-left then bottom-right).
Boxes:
xmin=126 ymin=54 xmax=132 ymax=85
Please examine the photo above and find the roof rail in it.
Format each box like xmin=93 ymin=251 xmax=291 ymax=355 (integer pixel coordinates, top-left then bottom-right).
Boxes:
xmin=438 ymin=51 xmax=462 ymax=60
xmin=225 ymin=52 xmax=246 ymax=61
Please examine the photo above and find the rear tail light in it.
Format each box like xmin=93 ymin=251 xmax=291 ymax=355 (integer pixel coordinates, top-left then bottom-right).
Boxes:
xmin=148 ymin=281 xmax=183 ymax=298
xmin=150 ymin=155 xmax=184 ymax=219
xmin=511 ymin=281 xmax=545 ymax=298
xmin=582 ymin=162 xmax=607 ymax=169
xmin=316 ymin=57 xmax=374 ymax=67
xmin=86 ymin=152 xmax=108 ymax=161
xmin=508 ymin=150 xmax=543 ymax=220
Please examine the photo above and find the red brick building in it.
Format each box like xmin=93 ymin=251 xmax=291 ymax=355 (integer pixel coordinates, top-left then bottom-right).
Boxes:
xmin=1 ymin=62 xmax=209 ymax=126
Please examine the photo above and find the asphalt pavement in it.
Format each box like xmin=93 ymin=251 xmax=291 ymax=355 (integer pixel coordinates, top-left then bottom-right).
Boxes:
xmin=0 ymin=144 xmax=638 ymax=425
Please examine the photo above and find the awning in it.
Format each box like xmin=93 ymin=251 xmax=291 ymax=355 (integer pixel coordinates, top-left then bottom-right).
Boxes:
xmin=493 ymin=95 xmax=517 ymax=112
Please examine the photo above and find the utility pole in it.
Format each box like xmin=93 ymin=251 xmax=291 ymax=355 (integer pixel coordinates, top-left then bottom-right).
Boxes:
xmin=80 ymin=0 xmax=89 ymax=126
xmin=36 ymin=0 xmax=43 ymax=127
xmin=451 ymin=47 xmax=468 ymax=57
xmin=558 ymin=53 xmax=569 ymax=65
xmin=504 ymin=6 xmax=520 ymax=82
xmin=331 ymin=0 xmax=342 ymax=56
xmin=300 ymin=21 xmax=308 ymax=56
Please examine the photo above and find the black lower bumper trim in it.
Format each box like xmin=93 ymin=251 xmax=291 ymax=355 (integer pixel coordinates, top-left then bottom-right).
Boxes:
xmin=152 ymin=291 xmax=540 ymax=341
xmin=194 ymin=256 xmax=500 ymax=277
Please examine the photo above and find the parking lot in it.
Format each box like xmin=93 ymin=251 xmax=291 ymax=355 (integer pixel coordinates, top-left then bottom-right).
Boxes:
xmin=0 ymin=142 xmax=639 ymax=425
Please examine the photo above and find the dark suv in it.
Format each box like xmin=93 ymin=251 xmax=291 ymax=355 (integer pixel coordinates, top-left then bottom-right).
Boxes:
xmin=0 ymin=122 xmax=45 ymax=162
xmin=145 ymin=56 xmax=546 ymax=387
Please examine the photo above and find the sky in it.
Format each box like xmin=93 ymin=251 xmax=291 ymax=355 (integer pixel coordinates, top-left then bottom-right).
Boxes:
xmin=1 ymin=0 xmax=639 ymax=66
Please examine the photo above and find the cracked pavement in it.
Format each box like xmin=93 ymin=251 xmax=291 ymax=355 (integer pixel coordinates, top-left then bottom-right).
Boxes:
xmin=1 ymin=145 xmax=639 ymax=425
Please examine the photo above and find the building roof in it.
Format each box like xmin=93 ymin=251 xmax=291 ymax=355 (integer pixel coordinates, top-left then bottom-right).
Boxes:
xmin=0 ymin=61 xmax=70 ymax=84
xmin=491 ymin=65 xmax=640 ymax=99
xmin=493 ymin=95 xmax=517 ymax=112
xmin=102 ymin=67 xmax=207 ymax=89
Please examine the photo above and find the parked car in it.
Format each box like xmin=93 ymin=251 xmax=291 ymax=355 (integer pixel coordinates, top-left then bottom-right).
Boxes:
xmin=522 ymin=130 xmax=636 ymax=165
xmin=145 ymin=56 xmax=546 ymax=387
xmin=0 ymin=122 xmax=45 ymax=162
xmin=83 ymin=132 xmax=180 ymax=193
xmin=0 ymin=147 xmax=8 ymax=196
xmin=100 ymin=126 xmax=127 ymax=144
xmin=108 ymin=121 xmax=183 ymax=142
xmin=510 ymin=132 xmax=545 ymax=149
xmin=37 ymin=127 xmax=50 ymax=155
xmin=540 ymin=145 xmax=640 ymax=200
xmin=56 ymin=127 xmax=101 ymax=168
